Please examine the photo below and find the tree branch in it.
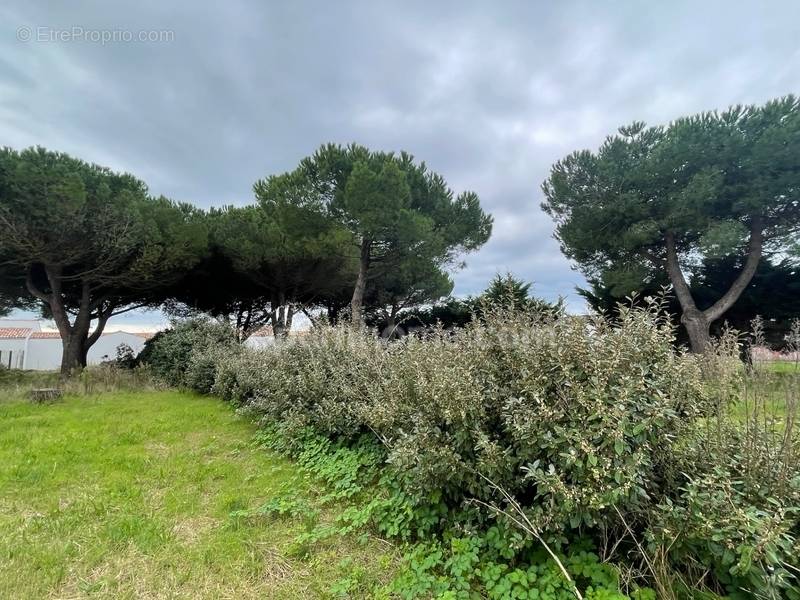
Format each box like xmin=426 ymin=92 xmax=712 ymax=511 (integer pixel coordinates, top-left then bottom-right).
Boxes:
xmin=703 ymin=217 xmax=764 ymax=322
xmin=85 ymin=308 xmax=112 ymax=349
xmin=42 ymin=264 xmax=73 ymax=338
xmin=107 ymin=302 xmax=149 ymax=318
xmin=663 ymin=231 xmax=699 ymax=314
xmin=25 ymin=267 xmax=51 ymax=304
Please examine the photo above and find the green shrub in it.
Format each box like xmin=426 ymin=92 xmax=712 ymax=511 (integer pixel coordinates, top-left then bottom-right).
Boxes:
xmin=212 ymin=347 xmax=271 ymax=405
xmin=389 ymin=538 xmax=638 ymax=599
xmin=651 ymin=469 xmax=799 ymax=599
xmin=229 ymin=302 xmax=708 ymax=531
xmin=184 ymin=347 xmax=229 ymax=394
xmin=649 ymin=378 xmax=800 ymax=598
xmin=367 ymin=304 xmax=708 ymax=533
xmin=217 ymin=328 xmax=386 ymax=435
xmin=139 ymin=318 xmax=238 ymax=390
xmin=206 ymin=302 xmax=799 ymax=596
xmin=252 ymin=419 xmax=652 ymax=599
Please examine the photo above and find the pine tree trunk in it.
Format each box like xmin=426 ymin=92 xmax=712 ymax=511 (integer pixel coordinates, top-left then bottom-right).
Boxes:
xmin=269 ymin=291 xmax=290 ymax=339
xmin=273 ymin=306 xmax=290 ymax=339
xmin=663 ymin=219 xmax=763 ymax=354
xmin=350 ymin=240 xmax=371 ymax=326
xmin=381 ymin=314 xmax=396 ymax=339
xmin=60 ymin=335 xmax=84 ymax=376
xmin=79 ymin=343 xmax=90 ymax=368
xmin=681 ymin=309 xmax=711 ymax=354
xmin=25 ymin=270 xmax=113 ymax=375
xmin=327 ymin=304 xmax=341 ymax=324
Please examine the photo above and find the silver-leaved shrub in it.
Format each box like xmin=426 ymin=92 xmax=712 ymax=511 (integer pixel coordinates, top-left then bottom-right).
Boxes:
xmin=207 ymin=302 xmax=799 ymax=595
xmin=214 ymin=301 xmax=708 ymax=530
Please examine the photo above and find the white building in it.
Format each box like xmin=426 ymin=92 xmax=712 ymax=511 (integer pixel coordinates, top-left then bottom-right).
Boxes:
xmin=0 ymin=319 xmax=151 ymax=371
xmin=244 ymin=325 xmax=311 ymax=349
xmin=244 ymin=326 xmax=278 ymax=349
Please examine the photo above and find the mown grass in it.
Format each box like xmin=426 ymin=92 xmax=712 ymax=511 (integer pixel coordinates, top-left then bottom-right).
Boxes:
xmin=766 ymin=359 xmax=800 ymax=374
xmin=0 ymin=390 xmax=397 ymax=599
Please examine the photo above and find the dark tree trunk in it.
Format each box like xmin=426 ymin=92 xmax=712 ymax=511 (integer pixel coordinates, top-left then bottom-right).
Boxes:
xmin=380 ymin=304 xmax=403 ymax=339
xmin=269 ymin=292 xmax=293 ymax=339
xmin=59 ymin=319 xmax=96 ymax=374
xmin=350 ymin=239 xmax=371 ymax=326
xmin=326 ymin=303 xmax=342 ymax=324
xmin=60 ymin=335 xmax=84 ymax=375
xmin=663 ymin=219 xmax=763 ymax=353
xmin=380 ymin=314 xmax=396 ymax=339
xmin=80 ymin=310 xmax=111 ymax=369
xmin=25 ymin=268 xmax=113 ymax=375
xmin=234 ymin=303 xmax=256 ymax=343
xmin=26 ymin=266 xmax=89 ymax=375
xmin=79 ymin=343 xmax=89 ymax=368
xmin=681 ymin=309 xmax=711 ymax=354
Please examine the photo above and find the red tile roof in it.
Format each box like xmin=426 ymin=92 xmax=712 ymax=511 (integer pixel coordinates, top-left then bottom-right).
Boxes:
xmin=0 ymin=326 xmax=157 ymax=341
xmin=28 ymin=330 xmax=156 ymax=340
xmin=30 ymin=331 xmax=61 ymax=339
xmin=0 ymin=327 xmax=33 ymax=339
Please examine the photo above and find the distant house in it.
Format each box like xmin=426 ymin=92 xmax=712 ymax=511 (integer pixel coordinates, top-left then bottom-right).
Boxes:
xmin=750 ymin=345 xmax=800 ymax=363
xmin=244 ymin=325 xmax=309 ymax=349
xmin=0 ymin=319 xmax=152 ymax=371
xmin=244 ymin=328 xmax=276 ymax=349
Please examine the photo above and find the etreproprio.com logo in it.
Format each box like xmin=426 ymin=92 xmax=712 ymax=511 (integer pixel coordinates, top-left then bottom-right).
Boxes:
xmin=16 ymin=26 xmax=174 ymax=44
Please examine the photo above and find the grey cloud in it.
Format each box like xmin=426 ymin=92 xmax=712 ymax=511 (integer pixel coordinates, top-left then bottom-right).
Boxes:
xmin=2 ymin=0 xmax=799 ymax=326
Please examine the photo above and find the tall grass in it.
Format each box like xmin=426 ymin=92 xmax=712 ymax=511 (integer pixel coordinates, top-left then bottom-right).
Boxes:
xmin=0 ymin=364 xmax=161 ymax=402
xmin=643 ymin=331 xmax=800 ymax=598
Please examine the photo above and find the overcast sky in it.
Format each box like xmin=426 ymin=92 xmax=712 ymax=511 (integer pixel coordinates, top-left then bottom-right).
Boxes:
xmin=2 ymin=1 xmax=799 ymax=327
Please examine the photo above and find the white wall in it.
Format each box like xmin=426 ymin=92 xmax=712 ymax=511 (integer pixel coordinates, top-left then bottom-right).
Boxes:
xmin=0 ymin=339 xmax=27 ymax=369
xmin=24 ymin=338 xmax=63 ymax=371
xmin=87 ymin=332 xmax=146 ymax=364
xmin=245 ymin=335 xmax=276 ymax=349
xmin=23 ymin=333 xmax=147 ymax=371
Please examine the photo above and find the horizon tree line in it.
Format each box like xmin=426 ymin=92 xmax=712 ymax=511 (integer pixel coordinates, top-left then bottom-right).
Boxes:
xmin=0 ymin=144 xmax=492 ymax=374
xmin=1 ymin=95 xmax=799 ymax=373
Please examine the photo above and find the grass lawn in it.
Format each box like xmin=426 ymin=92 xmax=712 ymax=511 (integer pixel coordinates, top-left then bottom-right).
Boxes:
xmin=0 ymin=390 xmax=396 ymax=599
xmin=766 ymin=359 xmax=800 ymax=374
